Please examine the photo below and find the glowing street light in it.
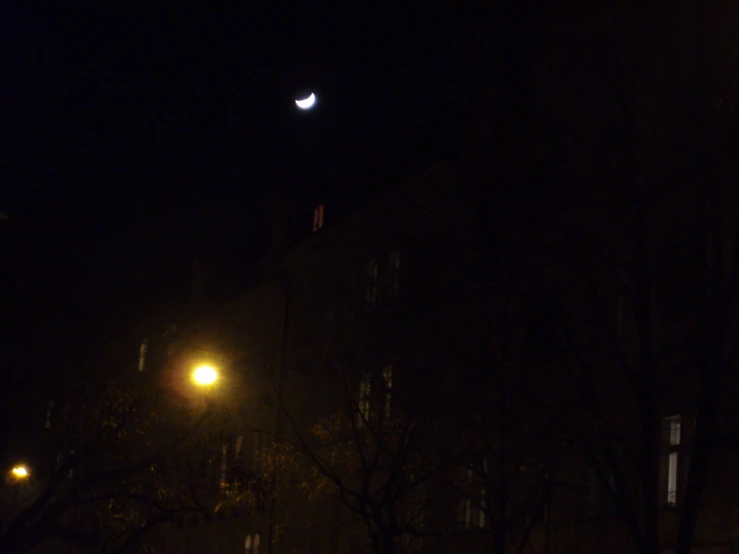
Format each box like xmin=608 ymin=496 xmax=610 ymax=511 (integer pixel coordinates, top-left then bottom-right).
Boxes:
xmin=10 ymin=465 xmax=29 ymax=479
xmin=192 ymin=365 xmax=218 ymax=387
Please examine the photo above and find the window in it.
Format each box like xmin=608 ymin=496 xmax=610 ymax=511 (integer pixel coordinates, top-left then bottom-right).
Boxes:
xmin=253 ymin=432 xmax=268 ymax=470
xmin=383 ymin=366 xmax=393 ymax=420
xmin=403 ymin=485 xmax=426 ymax=550
xmin=387 ymin=251 xmax=401 ymax=302
xmin=220 ymin=442 xmax=229 ymax=490
xmin=57 ymin=450 xmax=77 ymax=479
xmin=221 ymin=436 xmax=244 ymax=490
xmin=245 ymin=432 xmax=259 ymax=470
xmin=366 ymin=258 xmax=379 ymax=310
xmin=68 ymin=449 xmax=75 ymax=479
xmin=244 ymin=532 xmax=261 ymax=553
xmin=587 ymin=444 xmax=618 ymax=516
xmin=479 ymin=456 xmax=488 ymax=528
xmin=45 ymin=399 xmax=55 ymax=429
xmin=163 ymin=325 xmax=178 ymax=357
xmin=615 ymin=268 xmax=631 ymax=338
xmin=138 ymin=339 xmax=148 ymax=372
xmin=458 ymin=459 xmax=487 ymax=530
xmin=127 ymin=483 xmax=144 ymax=522
xmin=313 ymin=203 xmax=325 ymax=231
xmin=657 ymin=218 xmax=706 ymax=323
xmin=667 ymin=453 xmax=679 ymax=506
xmin=358 ymin=374 xmax=372 ymax=426
xmin=357 ymin=369 xmax=392 ymax=426
xmin=461 ymin=466 xmax=474 ymax=529
xmin=244 ymin=533 xmax=261 ymax=553
xmin=234 ymin=435 xmax=243 ymax=460
xmin=665 ymin=415 xmax=681 ymax=507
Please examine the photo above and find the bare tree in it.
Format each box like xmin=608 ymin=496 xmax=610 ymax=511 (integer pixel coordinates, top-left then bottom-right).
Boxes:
xmin=0 ymin=366 xmax=269 ymax=554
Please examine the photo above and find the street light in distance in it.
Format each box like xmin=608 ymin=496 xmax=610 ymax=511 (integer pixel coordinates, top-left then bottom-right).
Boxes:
xmin=192 ymin=365 xmax=218 ymax=387
xmin=10 ymin=465 xmax=29 ymax=479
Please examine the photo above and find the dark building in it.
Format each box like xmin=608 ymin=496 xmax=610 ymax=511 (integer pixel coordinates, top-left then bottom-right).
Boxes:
xmin=152 ymin=47 xmax=739 ymax=554
xmin=155 ymin=133 xmax=739 ymax=554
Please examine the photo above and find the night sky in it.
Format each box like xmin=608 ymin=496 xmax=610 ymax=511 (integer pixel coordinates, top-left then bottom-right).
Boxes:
xmin=2 ymin=3 xmax=514 ymax=321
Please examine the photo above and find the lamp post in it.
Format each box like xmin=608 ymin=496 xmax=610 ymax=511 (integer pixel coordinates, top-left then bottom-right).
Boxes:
xmin=191 ymin=364 xmax=218 ymax=409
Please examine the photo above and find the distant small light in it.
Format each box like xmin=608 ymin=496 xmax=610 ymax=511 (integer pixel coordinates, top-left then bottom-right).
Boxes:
xmin=11 ymin=466 xmax=29 ymax=478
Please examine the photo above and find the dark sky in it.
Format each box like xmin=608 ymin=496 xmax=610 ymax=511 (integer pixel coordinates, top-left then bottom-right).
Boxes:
xmin=2 ymin=3 xmax=507 ymax=315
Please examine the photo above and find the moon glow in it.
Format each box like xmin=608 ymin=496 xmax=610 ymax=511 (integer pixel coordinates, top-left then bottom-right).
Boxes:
xmin=295 ymin=93 xmax=316 ymax=110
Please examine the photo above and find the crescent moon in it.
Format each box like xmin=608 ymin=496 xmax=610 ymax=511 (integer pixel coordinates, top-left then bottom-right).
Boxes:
xmin=295 ymin=93 xmax=316 ymax=109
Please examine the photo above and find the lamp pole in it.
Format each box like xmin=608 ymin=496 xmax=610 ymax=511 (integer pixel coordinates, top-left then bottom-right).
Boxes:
xmin=267 ymin=270 xmax=292 ymax=554
xmin=191 ymin=364 xmax=218 ymax=410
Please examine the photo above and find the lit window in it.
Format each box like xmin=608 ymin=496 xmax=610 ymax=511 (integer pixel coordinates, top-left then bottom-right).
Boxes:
xmin=313 ymin=203 xmax=325 ymax=232
xmin=138 ymin=340 xmax=148 ymax=372
xmin=366 ymin=258 xmax=378 ymax=310
xmin=664 ymin=415 xmax=681 ymax=506
xmin=383 ymin=366 xmax=393 ymax=420
xmin=667 ymin=452 xmax=678 ymax=506
xmin=358 ymin=374 xmax=372 ymax=426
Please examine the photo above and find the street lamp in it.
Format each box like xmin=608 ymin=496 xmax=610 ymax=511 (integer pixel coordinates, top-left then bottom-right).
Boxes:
xmin=192 ymin=364 xmax=218 ymax=387
xmin=191 ymin=364 xmax=218 ymax=412
xmin=10 ymin=465 xmax=29 ymax=479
